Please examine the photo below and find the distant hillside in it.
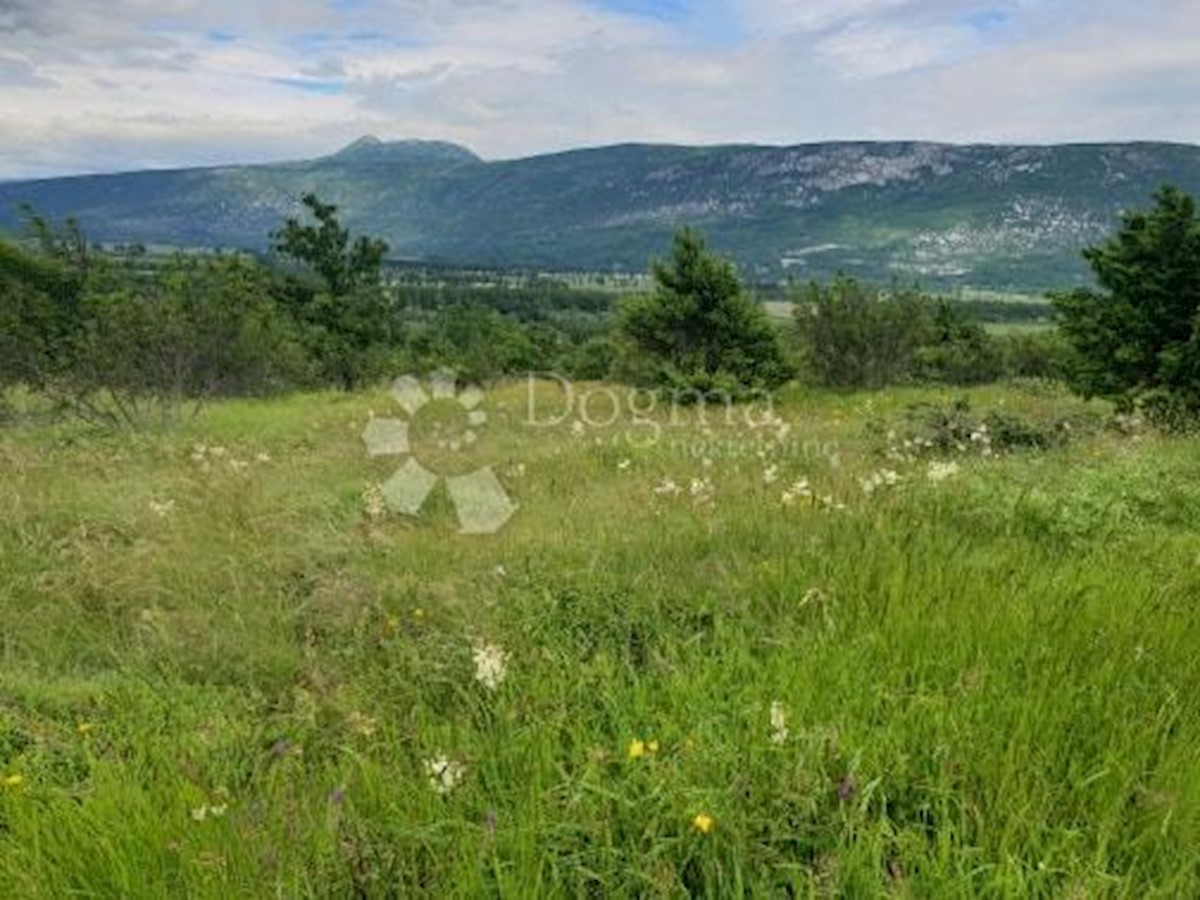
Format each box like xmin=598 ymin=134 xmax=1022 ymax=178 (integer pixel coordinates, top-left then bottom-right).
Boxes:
xmin=3 ymin=138 xmax=1199 ymax=291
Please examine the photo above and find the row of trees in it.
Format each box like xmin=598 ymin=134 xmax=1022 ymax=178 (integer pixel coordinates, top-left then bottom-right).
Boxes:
xmin=4 ymin=185 xmax=1195 ymax=425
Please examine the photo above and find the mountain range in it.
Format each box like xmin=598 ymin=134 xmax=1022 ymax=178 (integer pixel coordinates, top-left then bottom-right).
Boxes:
xmin=3 ymin=137 xmax=1200 ymax=291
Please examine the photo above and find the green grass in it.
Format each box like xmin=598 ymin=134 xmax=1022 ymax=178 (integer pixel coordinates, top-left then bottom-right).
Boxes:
xmin=2 ymin=380 xmax=1200 ymax=896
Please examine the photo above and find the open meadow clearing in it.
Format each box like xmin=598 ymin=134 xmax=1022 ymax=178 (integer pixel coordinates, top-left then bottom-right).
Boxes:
xmin=2 ymin=380 xmax=1200 ymax=896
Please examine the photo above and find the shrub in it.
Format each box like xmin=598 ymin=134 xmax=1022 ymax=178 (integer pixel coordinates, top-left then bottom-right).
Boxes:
xmin=995 ymin=330 xmax=1073 ymax=380
xmin=795 ymin=278 xmax=1004 ymax=388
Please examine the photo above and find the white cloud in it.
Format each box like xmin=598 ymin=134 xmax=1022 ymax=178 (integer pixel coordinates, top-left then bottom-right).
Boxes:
xmin=0 ymin=0 xmax=1197 ymax=178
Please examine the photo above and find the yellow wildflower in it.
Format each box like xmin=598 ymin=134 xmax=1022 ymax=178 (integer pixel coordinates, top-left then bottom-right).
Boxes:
xmin=692 ymin=812 xmax=716 ymax=834
xmin=627 ymin=739 xmax=646 ymax=760
xmin=646 ymin=740 xmax=659 ymax=754
xmin=3 ymin=773 xmax=24 ymax=789
xmin=77 ymin=722 xmax=94 ymax=735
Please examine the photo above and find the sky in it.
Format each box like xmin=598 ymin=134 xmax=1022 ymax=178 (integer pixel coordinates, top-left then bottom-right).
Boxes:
xmin=1 ymin=0 xmax=1197 ymax=179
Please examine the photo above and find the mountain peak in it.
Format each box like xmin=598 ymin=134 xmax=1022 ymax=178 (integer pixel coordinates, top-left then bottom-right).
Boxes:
xmin=329 ymin=136 xmax=480 ymax=166
xmin=340 ymin=135 xmax=384 ymax=153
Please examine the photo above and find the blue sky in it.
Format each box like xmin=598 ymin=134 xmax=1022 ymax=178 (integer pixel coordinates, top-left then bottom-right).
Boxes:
xmin=0 ymin=0 xmax=1197 ymax=178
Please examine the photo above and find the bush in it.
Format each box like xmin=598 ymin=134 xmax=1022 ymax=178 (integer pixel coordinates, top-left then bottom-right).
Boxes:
xmin=994 ymin=330 xmax=1073 ymax=380
xmin=795 ymin=278 xmax=1004 ymax=388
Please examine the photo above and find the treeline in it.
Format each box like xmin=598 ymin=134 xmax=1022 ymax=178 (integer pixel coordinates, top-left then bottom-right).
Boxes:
xmin=2 ymin=194 xmax=1075 ymax=426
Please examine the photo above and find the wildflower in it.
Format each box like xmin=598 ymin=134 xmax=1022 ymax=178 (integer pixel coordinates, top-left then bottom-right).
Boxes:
xmin=819 ymin=494 xmax=846 ymax=512
xmin=255 ymin=452 xmax=272 ymax=463
xmin=926 ymin=461 xmax=961 ymax=483
xmin=471 ymin=641 xmax=510 ymax=691
xmin=412 ymin=607 xmax=425 ymax=620
xmin=2 ymin=773 xmax=24 ymax=789
xmin=77 ymin=722 xmax=94 ymax=736
xmin=148 ymin=499 xmax=176 ymax=517
xmin=494 ymin=564 xmax=507 ymax=578
xmin=692 ymin=812 xmax=716 ymax=834
xmin=689 ymin=476 xmax=714 ymax=504
xmin=762 ymin=464 xmax=779 ymax=485
xmin=653 ymin=477 xmax=681 ymax=497
xmin=509 ymin=463 xmax=527 ymax=478
xmin=347 ymin=711 xmax=378 ymax=738
xmin=781 ymin=478 xmax=813 ymax=506
xmin=769 ymin=701 xmax=788 ymax=744
xmin=190 ymin=805 xmax=208 ymax=822
xmin=362 ymin=485 xmax=387 ymax=520
xmin=860 ymin=469 xmax=902 ymax=495
xmin=423 ymin=756 xmax=466 ymax=795
xmin=571 ymin=420 xmax=585 ymax=437
xmin=208 ymin=803 xmax=228 ymax=818
xmin=617 ymin=458 xmax=631 ymax=472
xmin=628 ymin=737 xmax=658 ymax=759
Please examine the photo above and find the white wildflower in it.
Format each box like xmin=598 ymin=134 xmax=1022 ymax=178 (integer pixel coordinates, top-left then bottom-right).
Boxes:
xmin=617 ymin=458 xmax=631 ymax=472
xmin=689 ymin=476 xmax=714 ymax=505
xmin=781 ymin=479 xmax=813 ymax=506
xmin=148 ymin=499 xmax=176 ymax=518
xmin=769 ymin=701 xmax=789 ymax=744
xmin=819 ymin=494 xmax=846 ymax=512
xmin=654 ymin=477 xmax=681 ymax=497
xmin=762 ymin=464 xmax=779 ymax=485
xmin=423 ymin=756 xmax=466 ymax=795
xmin=927 ymin=461 xmax=961 ymax=483
xmin=472 ymin=641 xmax=510 ymax=691
xmin=860 ymin=468 xmax=902 ymax=496
xmin=570 ymin=420 xmax=585 ymax=437
xmin=362 ymin=484 xmax=387 ymax=520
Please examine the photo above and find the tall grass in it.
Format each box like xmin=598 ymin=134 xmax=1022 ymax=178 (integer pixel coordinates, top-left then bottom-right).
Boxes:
xmin=1 ymin=381 xmax=1198 ymax=896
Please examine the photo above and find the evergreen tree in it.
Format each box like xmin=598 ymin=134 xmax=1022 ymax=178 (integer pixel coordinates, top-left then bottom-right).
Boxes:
xmin=1053 ymin=186 xmax=1200 ymax=416
xmin=616 ymin=228 xmax=791 ymax=395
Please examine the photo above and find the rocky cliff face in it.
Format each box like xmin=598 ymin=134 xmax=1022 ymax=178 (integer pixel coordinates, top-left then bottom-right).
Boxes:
xmin=3 ymin=139 xmax=1198 ymax=290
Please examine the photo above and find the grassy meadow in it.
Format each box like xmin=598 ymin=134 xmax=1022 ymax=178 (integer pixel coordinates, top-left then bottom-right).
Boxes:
xmin=2 ymin=379 xmax=1200 ymax=896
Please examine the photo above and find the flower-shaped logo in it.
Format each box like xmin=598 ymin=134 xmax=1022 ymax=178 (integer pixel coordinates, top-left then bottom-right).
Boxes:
xmin=363 ymin=370 xmax=517 ymax=535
